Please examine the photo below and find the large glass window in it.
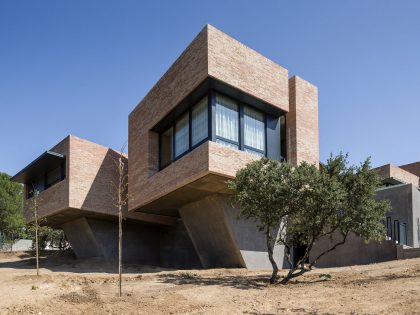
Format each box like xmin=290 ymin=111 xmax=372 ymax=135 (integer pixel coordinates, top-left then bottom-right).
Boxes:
xmin=244 ymin=106 xmax=265 ymax=156
xmin=158 ymin=91 xmax=274 ymax=170
xmin=215 ymin=94 xmax=239 ymax=148
xmin=174 ymin=113 xmax=189 ymax=158
xmin=159 ymin=97 xmax=210 ymax=169
xmin=191 ymin=97 xmax=208 ymax=146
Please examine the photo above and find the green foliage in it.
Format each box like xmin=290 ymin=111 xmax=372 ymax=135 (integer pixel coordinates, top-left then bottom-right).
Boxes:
xmin=285 ymin=161 xmax=346 ymax=249
xmin=26 ymin=224 xmax=69 ymax=251
xmin=229 ymin=153 xmax=390 ymax=285
xmin=319 ymin=273 xmax=332 ymax=281
xmin=323 ymin=154 xmax=390 ymax=243
xmin=0 ymin=172 xmax=25 ymax=238
xmin=228 ymin=158 xmax=297 ymax=283
xmin=228 ymin=158 xmax=294 ymax=232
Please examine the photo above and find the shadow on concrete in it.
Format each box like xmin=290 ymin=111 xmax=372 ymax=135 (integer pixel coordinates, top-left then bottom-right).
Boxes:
xmin=0 ymin=251 xmax=169 ymax=274
xmin=156 ymin=272 xmax=269 ymax=290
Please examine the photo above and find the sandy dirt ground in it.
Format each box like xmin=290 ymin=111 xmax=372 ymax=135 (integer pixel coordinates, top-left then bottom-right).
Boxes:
xmin=0 ymin=252 xmax=419 ymax=314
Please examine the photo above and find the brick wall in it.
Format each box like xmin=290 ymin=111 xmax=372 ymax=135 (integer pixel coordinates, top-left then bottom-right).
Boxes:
xmin=287 ymin=76 xmax=319 ymax=166
xmin=400 ymin=162 xmax=420 ymax=178
xmin=128 ymin=24 xmax=291 ymax=212
xmin=207 ymin=25 xmax=289 ymax=112
xmin=24 ymin=137 xmax=70 ymax=221
xmin=375 ymin=164 xmax=419 ymax=188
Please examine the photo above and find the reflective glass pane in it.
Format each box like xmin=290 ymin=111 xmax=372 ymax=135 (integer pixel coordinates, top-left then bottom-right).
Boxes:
xmin=192 ymin=97 xmax=208 ymax=146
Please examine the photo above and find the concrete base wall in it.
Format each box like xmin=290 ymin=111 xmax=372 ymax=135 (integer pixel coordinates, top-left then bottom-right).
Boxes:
xmin=159 ymin=219 xmax=202 ymax=269
xmin=398 ymin=246 xmax=420 ymax=259
xmin=310 ymin=232 xmax=398 ymax=268
xmin=62 ymin=217 xmax=160 ymax=265
xmin=179 ymin=194 xmax=286 ymax=270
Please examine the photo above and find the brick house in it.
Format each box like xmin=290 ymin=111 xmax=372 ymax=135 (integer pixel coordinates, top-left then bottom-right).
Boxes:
xmin=13 ymin=25 xmax=418 ymax=268
xmin=12 ymin=25 xmax=318 ymax=268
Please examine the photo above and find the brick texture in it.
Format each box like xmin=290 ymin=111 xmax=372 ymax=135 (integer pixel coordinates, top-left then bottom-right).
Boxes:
xmin=207 ymin=25 xmax=289 ymax=111
xmin=375 ymin=164 xmax=419 ymax=188
xmin=128 ymin=24 xmax=291 ymax=212
xmin=287 ymin=76 xmax=319 ymax=166
xmin=400 ymin=162 xmax=420 ymax=178
xmin=24 ymin=135 xmax=174 ymax=225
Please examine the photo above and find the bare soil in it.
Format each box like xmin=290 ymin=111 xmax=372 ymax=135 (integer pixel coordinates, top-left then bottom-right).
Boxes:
xmin=0 ymin=251 xmax=419 ymax=314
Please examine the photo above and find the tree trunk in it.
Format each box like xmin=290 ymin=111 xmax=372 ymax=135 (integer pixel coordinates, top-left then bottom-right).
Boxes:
xmin=118 ymin=205 xmax=122 ymax=297
xmin=308 ymin=233 xmax=348 ymax=269
xmin=266 ymin=228 xmax=278 ymax=284
xmin=35 ymin=215 xmax=39 ymax=277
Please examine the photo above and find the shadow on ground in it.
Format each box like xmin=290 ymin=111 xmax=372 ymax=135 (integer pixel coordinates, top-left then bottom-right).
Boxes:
xmin=0 ymin=251 xmax=167 ymax=274
xmin=157 ymin=272 xmax=270 ymax=290
xmin=157 ymin=264 xmax=420 ymax=290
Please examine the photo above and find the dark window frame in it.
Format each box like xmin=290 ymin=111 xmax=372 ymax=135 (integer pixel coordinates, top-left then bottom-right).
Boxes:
xmin=394 ymin=219 xmax=400 ymax=243
xmin=213 ymin=91 xmax=267 ymax=156
xmin=158 ymin=90 xmax=271 ymax=171
xmin=386 ymin=216 xmax=392 ymax=240
xmin=399 ymin=222 xmax=408 ymax=245
xmin=159 ymin=93 xmax=211 ymax=170
xmin=26 ymin=160 xmax=66 ymax=199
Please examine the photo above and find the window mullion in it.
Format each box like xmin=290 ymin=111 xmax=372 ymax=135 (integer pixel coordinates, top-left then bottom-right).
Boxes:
xmin=189 ymin=108 xmax=192 ymax=151
xmin=239 ymin=104 xmax=244 ymax=151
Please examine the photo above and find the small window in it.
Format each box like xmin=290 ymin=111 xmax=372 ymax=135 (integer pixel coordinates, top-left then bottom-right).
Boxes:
xmin=46 ymin=166 xmax=62 ymax=188
xmin=394 ymin=220 xmax=400 ymax=243
xmin=174 ymin=113 xmax=189 ymax=158
xmin=244 ymin=106 xmax=265 ymax=155
xmin=191 ymin=97 xmax=208 ymax=146
xmin=386 ymin=217 xmax=392 ymax=240
xmin=215 ymin=94 xmax=239 ymax=148
xmin=160 ymin=127 xmax=173 ymax=168
xmin=399 ymin=223 xmax=407 ymax=245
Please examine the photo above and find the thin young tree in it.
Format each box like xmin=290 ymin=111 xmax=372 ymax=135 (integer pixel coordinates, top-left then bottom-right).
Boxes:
xmin=109 ymin=143 xmax=129 ymax=297
xmin=28 ymin=185 xmax=42 ymax=277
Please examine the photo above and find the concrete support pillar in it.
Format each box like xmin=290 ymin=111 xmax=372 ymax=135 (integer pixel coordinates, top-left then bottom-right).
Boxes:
xmin=179 ymin=194 xmax=285 ymax=270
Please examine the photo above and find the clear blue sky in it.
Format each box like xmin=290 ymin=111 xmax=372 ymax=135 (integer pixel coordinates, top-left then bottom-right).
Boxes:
xmin=1 ymin=1 xmax=419 ymax=175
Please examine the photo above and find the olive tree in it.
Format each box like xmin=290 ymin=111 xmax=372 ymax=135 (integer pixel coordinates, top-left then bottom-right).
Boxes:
xmin=228 ymin=158 xmax=295 ymax=284
xmin=229 ymin=154 xmax=390 ymax=285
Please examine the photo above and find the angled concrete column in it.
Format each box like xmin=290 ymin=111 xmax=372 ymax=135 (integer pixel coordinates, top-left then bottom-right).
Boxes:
xmin=179 ymin=194 xmax=285 ymax=270
xmin=62 ymin=217 xmax=103 ymax=258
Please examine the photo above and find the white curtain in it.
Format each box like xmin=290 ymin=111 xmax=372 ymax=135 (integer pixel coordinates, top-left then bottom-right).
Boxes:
xmin=175 ymin=113 xmax=189 ymax=157
xmin=215 ymin=94 xmax=239 ymax=147
xmin=191 ymin=97 xmax=208 ymax=146
xmin=244 ymin=106 xmax=264 ymax=153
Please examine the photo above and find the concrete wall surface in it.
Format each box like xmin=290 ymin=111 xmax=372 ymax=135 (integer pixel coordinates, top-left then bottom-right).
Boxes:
xmin=376 ymin=184 xmax=415 ymax=247
xmin=310 ymin=232 xmax=398 ymax=268
xmin=159 ymin=219 xmax=202 ymax=269
xmin=179 ymin=194 xmax=285 ymax=270
xmin=0 ymin=239 xmax=33 ymax=251
xmin=62 ymin=217 xmax=161 ymax=265
xmin=398 ymin=246 xmax=420 ymax=259
xmin=412 ymin=186 xmax=420 ymax=247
